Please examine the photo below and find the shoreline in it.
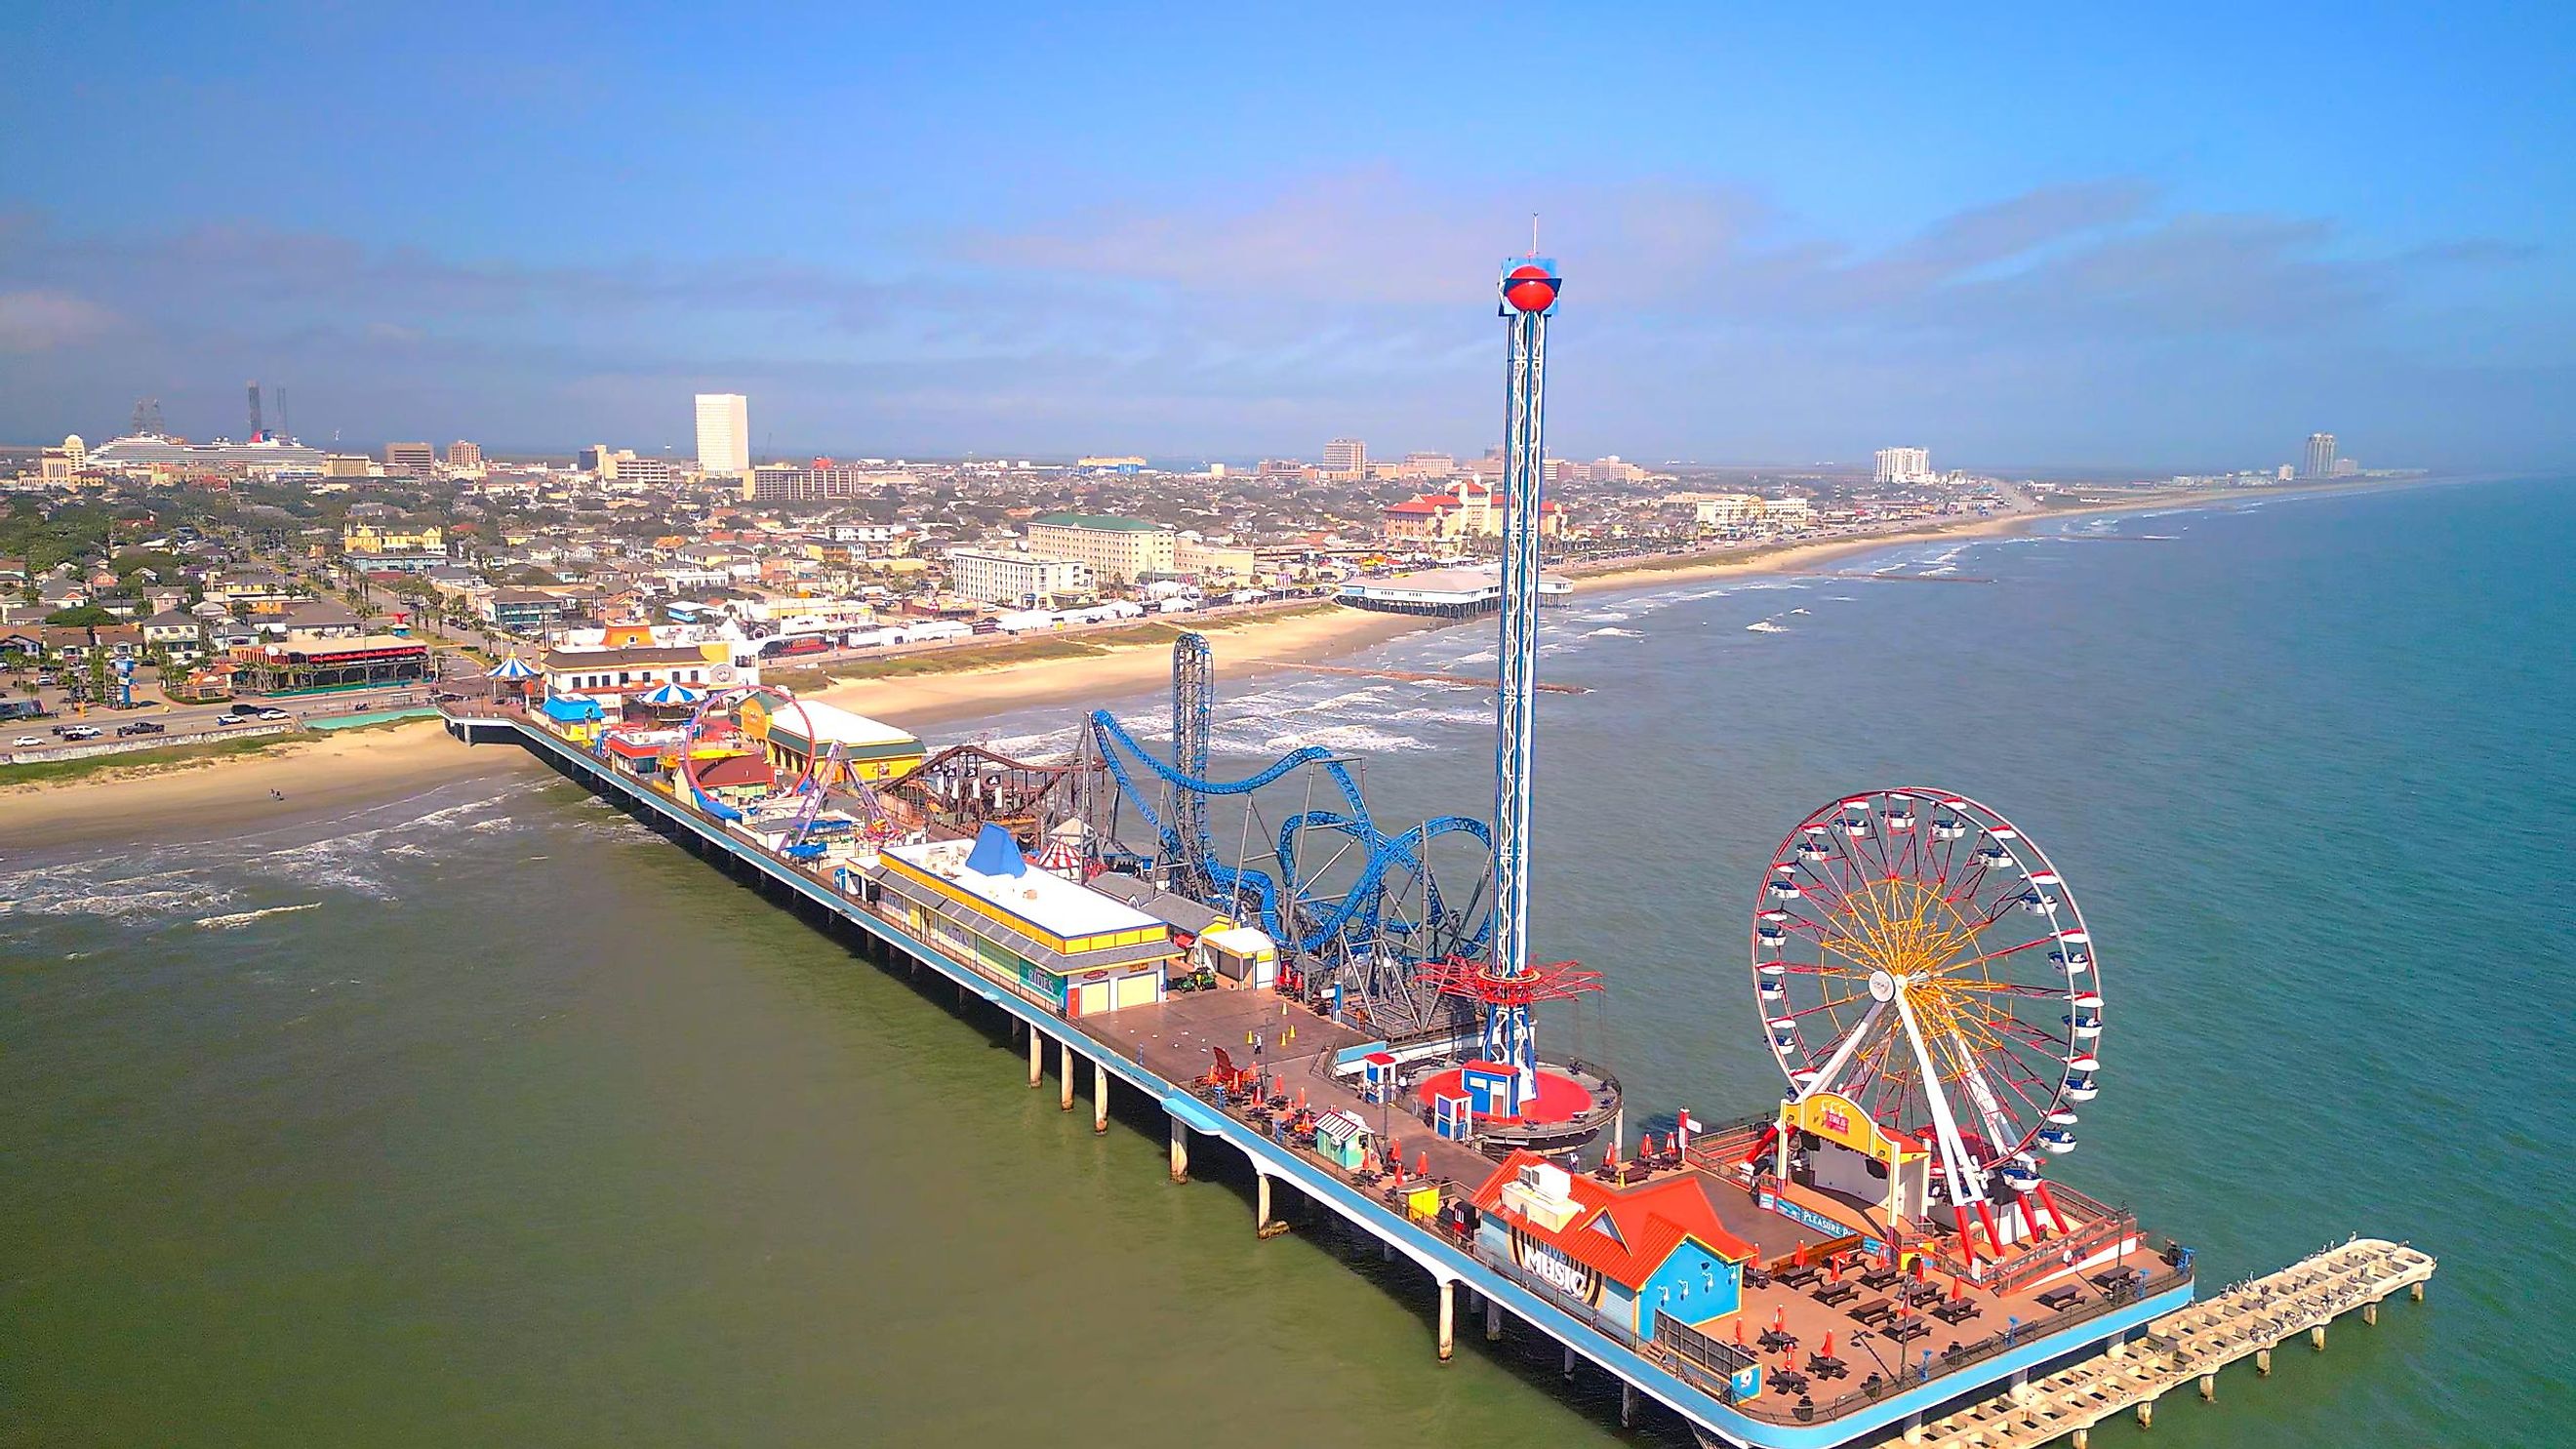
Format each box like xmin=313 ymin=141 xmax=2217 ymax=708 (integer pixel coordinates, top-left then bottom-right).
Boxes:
xmin=0 ymin=476 xmax=2431 ymax=825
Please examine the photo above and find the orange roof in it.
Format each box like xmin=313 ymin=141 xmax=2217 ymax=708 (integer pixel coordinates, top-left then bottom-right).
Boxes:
xmin=1469 ymin=1149 xmax=1754 ymax=1287
xmin=1384 ymin=497 xmax=1446 ymax=516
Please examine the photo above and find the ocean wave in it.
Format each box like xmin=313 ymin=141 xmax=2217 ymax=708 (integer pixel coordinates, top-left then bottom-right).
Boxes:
xmin=1745 ymin=620 xmax=1790 ymax=634
xmin=194 ymin=902 xmax=324 ymax=930
xmin=1260 ymin=723 xmax=1432 ymax=755
xmin=1586 ymin=626 xmax=1644 ymax=638
xmin=1575 ymin=610 xmax=1632 ymax=624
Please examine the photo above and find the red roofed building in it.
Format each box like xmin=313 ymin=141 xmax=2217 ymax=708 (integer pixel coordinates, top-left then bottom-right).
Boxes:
xmin=1381 ymin=480 xmax=1564 ymax=546
xmin=1469 ymin=1150 xmax=1756 ymax=1348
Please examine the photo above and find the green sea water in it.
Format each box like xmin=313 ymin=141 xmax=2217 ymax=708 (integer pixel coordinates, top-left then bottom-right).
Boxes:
xmin=4 ymin=476 xmax=2568 ymax=1446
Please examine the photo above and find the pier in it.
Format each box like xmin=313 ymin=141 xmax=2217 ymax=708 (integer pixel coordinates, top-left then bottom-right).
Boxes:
xmin=1882 ymin=1237 xmax=2436 ymax=1447
xmin=441 ymin=699 xmax=2425 ymax=1448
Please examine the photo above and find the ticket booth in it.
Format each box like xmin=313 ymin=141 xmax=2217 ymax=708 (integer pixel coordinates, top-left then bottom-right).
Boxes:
xmin=1313 ymin=1110 xmax=1373 ymax=1170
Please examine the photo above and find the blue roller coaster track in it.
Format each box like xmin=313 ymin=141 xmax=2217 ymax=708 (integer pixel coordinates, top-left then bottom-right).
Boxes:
xmin=1086 ymin=707 xmax=1493 ymax=966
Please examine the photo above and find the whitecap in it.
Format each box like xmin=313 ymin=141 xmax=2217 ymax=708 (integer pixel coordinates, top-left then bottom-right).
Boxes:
xmin=195 ymin=902 xmax=324 ymax=930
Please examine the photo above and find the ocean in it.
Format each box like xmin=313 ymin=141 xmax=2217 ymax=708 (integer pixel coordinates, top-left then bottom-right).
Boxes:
xmin=4 ymin=476 xmax=2569 ymax=1446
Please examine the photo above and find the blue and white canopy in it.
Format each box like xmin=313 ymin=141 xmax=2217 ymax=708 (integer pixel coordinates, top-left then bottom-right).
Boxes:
xmin=486 ymin=654 xmax=541 ymax=681
xmin=633 ymin=679 xmax=706 ymax=706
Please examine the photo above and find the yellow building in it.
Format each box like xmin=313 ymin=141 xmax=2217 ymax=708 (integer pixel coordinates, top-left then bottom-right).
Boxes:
xmin=342 ymin=523 xmax=447 ymax=555
xmin=735 ymin=692 xmax=924 ymax=785
xmin=875 ymin=828 xmax=1179 ymax=1017
xmin=1026 ymin=513 xmax=1176 ymax=585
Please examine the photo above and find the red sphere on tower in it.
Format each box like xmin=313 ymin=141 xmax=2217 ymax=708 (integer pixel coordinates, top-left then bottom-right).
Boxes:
xmin=1503 ymin=262 xmax=1558 ymax=313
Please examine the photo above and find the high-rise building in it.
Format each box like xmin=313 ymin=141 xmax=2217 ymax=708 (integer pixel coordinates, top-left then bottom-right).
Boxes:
xmin=1025 ymin=513 xmax=1177 ymax=585
xmin=1873 ymin=446 xmax=1933 ymax=485
xmin=696 ymin=393 xmax=750 ymax=476
xmin=2301 ymin=432 xmax=2337 ymax=479
xmin=1323 ymin=437 xmax=1368 ymax=476
xmin=446 ymin=440 xmax=483 ymax=468
xmin=617 ymin=456 xmax=677 ymax=489
xmin=384 ymin=442 xmax=437 ymax=473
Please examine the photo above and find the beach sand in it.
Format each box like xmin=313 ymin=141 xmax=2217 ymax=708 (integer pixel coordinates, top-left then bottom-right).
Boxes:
xmin=0 ymin=487 xmax=2331 ymax=825
xmin=0 ymin=720 xmax=544 ymax=854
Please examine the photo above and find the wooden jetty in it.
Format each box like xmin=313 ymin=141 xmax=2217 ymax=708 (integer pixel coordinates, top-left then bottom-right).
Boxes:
xmin=1882 ymin=1237 xmax=2436 ymax=1447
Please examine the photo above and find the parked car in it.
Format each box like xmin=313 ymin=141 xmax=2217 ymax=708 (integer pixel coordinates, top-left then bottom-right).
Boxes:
xmin=215 ymin=713 xmax=246 ymax=726
xmin=116 ymin=720 xmax=166 ymax=737
xmin=12 ymin=736 xmax=39 ymax=747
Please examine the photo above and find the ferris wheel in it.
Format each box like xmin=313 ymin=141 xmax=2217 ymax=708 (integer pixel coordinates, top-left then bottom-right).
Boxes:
xmin=1751 ymin=789 xmax=2101 ymax=1252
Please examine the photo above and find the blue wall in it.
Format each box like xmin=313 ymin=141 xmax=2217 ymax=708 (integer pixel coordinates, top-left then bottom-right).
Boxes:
xmin=1637 ymin=1235 xmax=1744 ymax=1340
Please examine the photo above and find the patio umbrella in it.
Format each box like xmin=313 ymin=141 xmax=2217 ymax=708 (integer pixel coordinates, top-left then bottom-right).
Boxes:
xmin=1913 ymin=1253 xmax=1928 ymax=1282
xmin=1822 ymin=1331 xmax=1834 ymax=1358
xmin=1734 ymin=1319 xmax=1746 ymax=1347
xmin=1953 ymin=1274 xmax=1968 ymax=1302
xmin=1795 ymin=1242 xmax=1809 ymax=1268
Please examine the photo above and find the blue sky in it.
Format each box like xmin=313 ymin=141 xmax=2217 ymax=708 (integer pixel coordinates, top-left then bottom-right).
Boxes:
xmin=3 ymin=2 xmax=2569 ymax=470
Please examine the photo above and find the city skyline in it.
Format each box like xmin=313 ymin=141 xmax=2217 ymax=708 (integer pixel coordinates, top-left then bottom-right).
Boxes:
xmin=2 ymin=5 xmax=2568 ymax=470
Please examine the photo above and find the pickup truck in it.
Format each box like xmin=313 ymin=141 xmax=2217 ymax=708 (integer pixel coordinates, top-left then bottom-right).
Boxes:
xmin=115 ymin=720 xmax=167 ymax=737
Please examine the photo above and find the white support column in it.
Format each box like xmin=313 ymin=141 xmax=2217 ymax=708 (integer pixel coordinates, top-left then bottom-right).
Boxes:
xmin=1169 ymin=1117 xmax=1189 ymax=1184
xmin=1059 ymin=1039 xmax=1075 ymax=1110
xmin=1256 ymin=1172 xmax=1271 ymax=1234
xmin=1092 ymin=1057 xmax=1108 ymax=1135
xmin=1028 ymin=1028 xmax=1043 ymax=1087
xmin=1437 ymin=1279 xmax=1456 ymax=1362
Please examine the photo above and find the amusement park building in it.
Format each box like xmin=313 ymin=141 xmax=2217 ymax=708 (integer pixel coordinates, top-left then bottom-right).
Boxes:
xmin=541 ymin=642 xmax=738 ymax=699
xmin=1469 ymin=1154 xmax=1758 ymax=1379
xmin=734 ymin=691 xmax=924 ymax=785
xmin=1025 ymin=513 xmax=1176 ymax=585
xmin=872 ymin=828 xmax=1180 ymax=1017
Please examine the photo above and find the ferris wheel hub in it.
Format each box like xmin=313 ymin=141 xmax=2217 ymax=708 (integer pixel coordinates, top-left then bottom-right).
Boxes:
xmin=1868 ymin=969 xmax=1898 ymax=1002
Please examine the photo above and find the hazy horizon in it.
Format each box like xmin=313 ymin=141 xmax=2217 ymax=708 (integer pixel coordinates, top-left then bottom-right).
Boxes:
xmin=4 ymin=4 xmax=2569 ymax=472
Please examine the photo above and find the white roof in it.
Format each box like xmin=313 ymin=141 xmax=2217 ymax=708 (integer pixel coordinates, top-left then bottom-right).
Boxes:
xmin=882 ymin=838 xmax=1162 ymax=939
xmin=767 ymin=696 xmax=916 ymax=748
xmin=1202 ymin=926 xmax=1276 ymax=955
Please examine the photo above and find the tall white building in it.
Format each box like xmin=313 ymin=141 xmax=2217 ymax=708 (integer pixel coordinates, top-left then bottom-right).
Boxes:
xmin=1873 ymin=447 xmax=1933 ymax=485
xmin=696 ymin=393 xmax=750 ymax=476
xmin=946 ymin=548 xmax=1096 ymax=608
xmin=1323 ymin=437 xmax=1368 ymax=476
xmin=2301 ymin=432 xmax=2337 ymax=480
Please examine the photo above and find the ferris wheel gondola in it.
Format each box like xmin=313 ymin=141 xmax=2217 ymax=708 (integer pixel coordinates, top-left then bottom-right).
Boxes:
xmin=1749 ymin=788 xmax=2104 ymax=1258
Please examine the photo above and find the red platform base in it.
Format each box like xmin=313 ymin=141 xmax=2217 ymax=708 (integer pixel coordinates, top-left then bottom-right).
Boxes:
xmin=1414 ymin=1065 xmax=1593 ymax=1125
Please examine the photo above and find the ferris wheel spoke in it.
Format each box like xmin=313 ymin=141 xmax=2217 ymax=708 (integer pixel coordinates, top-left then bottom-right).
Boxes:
xmin=1934 ymin=935 xmax=2059 ymax=976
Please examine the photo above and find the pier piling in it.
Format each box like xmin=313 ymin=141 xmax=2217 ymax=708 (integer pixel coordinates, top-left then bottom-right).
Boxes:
xmin=2311 ymin=1324 xmax=2326 ymax=1350
xmin=2256 ymin=1348 xmax=2273 ymax=1376
xmin=1092 ymin=1060 xmax=1108 ymax=1133
xmin=1027 ymin=1030 xmax=1043 ymax=1087
xmin=2199 ymin=1373 xmax=2216 ymax=1401
xmin=1437 ymin=1279 xmax=1455 ymax=1362
xmin=1256 ymin=1172 xmax=1271 ymax=1233
xmin=1621 ymin=1383 xmax=1636 ymax=1429
xmin=1562 ymin=1346 xmax=1577 ymax=1380
xmin=1485 ymin=1298 xmax=1503 ymax=1342
xmin=1059 ymin=1040 xmax=1075 ymax=1110
xmin=2363 ymin=1301 xmax=2378 ymax=1325
xmin=1168 ymin=1118 xmax=1189 ymax=1183
xmin=2136 ymin=1396 xmax=2154 ymax=1429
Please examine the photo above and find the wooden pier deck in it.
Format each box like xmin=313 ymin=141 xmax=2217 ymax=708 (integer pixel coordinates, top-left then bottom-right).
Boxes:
xmin=1880 ymin=1237 xmax=2436 ymax=1447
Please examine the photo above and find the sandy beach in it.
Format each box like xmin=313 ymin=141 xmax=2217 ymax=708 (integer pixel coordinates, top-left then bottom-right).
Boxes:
xmin=0 ymin=720 xmax=543 ymax=854
xmin=1 ymin=483 xmax=2389 ymax=826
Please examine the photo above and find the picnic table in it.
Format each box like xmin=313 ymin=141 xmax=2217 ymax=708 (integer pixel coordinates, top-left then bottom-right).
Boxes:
xmin=1932 ymin=1298 xmax=1983 ymax=1324
xmin=1903 ymin=1280 xmax=1947 ymax=1307
xmin=1813 ymin=1279 xmax=1859 ymax=1307
xmin=1883 ymin=1318 xmax=1933 ymax=1344
xmin=1850 ymin=1296 xmax=1896 ymax=1324
xmin=1778 ymin=1263 xmax=1824 ymax=1289
xmin=2037 ymin=1284 xmax=2086 ymax=1311
xmin=1758 ymin=1329 xmax=1798 ymax=1354
xmin=1806 ymin=1353 xmax=1850 ymax=1381
xmin=1743 ymin=1266 xmax=1774 ymax=1288
xmin=1860 ymin=1266 xmax=1903 ymax=1290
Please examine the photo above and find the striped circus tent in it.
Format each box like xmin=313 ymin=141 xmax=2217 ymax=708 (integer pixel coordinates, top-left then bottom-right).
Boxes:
xmin=633 ymin=678 xmax=707 ymax=707
xmin=485 ymin=654 xmax=541 ymax=681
